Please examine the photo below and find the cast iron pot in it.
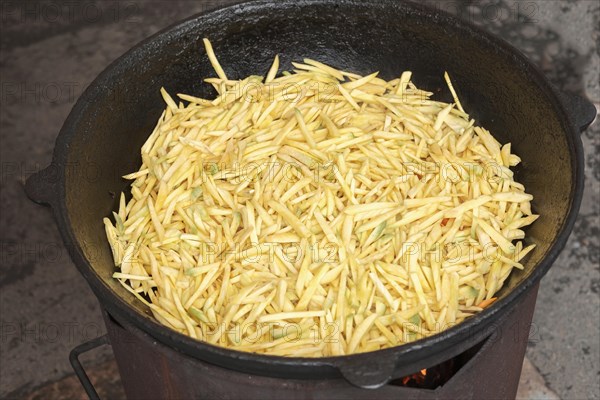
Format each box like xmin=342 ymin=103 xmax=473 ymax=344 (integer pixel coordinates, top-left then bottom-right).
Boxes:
xmin=25 ymin=0 xmax=595 ymax=391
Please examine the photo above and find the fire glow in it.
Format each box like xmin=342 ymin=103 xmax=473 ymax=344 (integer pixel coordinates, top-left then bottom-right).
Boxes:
xmin=392 ymin=361 xmax=455 ymax=390
xmin=400 ymin=368 xmax=429 ymax=387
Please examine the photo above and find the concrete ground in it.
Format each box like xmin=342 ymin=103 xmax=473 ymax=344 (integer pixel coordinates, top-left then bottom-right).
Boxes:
xmin=1 ymin=1 xmax=598 ymax=399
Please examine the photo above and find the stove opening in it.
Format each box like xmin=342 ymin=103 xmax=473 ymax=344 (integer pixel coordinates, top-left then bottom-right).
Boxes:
xmin=388 ymin=339 xmax=486 ymax=389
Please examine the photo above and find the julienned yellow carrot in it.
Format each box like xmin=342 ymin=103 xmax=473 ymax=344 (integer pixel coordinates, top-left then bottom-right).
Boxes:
xmin=104 ymin=38 xmax=537 ymax=357
xmin=477 ymin=297 xmax=498 ymax=309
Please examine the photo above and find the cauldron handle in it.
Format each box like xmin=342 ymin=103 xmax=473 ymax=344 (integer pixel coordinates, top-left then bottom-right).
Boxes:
xmin=336 ymin=352 xmax=398 ymax=389
xmin=24 ymin=163 xmax=59 ymax=207
xmin=556 ymin=91 xmax=597 ymax=133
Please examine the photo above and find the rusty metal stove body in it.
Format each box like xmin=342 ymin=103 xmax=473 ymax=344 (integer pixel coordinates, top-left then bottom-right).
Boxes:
xmin=76 ymin=284 xmax=538 ymax=400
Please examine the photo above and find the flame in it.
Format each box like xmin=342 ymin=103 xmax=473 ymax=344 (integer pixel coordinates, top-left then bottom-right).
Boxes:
xmin=400 ymin=368 xmax=428 ymax=386
xmin=391 ymin=357 xmax=455 ymax=389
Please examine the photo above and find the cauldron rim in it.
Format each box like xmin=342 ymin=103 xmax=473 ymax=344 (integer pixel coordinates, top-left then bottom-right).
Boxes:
xmin=34 ymin=0 xmax=586 ymax=388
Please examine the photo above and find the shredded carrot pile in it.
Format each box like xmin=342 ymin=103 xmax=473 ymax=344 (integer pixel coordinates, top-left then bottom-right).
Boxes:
xmin=104 ymin=39 xmax=537 ymax=356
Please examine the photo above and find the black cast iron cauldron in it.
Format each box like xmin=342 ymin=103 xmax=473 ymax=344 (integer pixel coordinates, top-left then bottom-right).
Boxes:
xmin=25 ymin=0 xmax=595 ymax=393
